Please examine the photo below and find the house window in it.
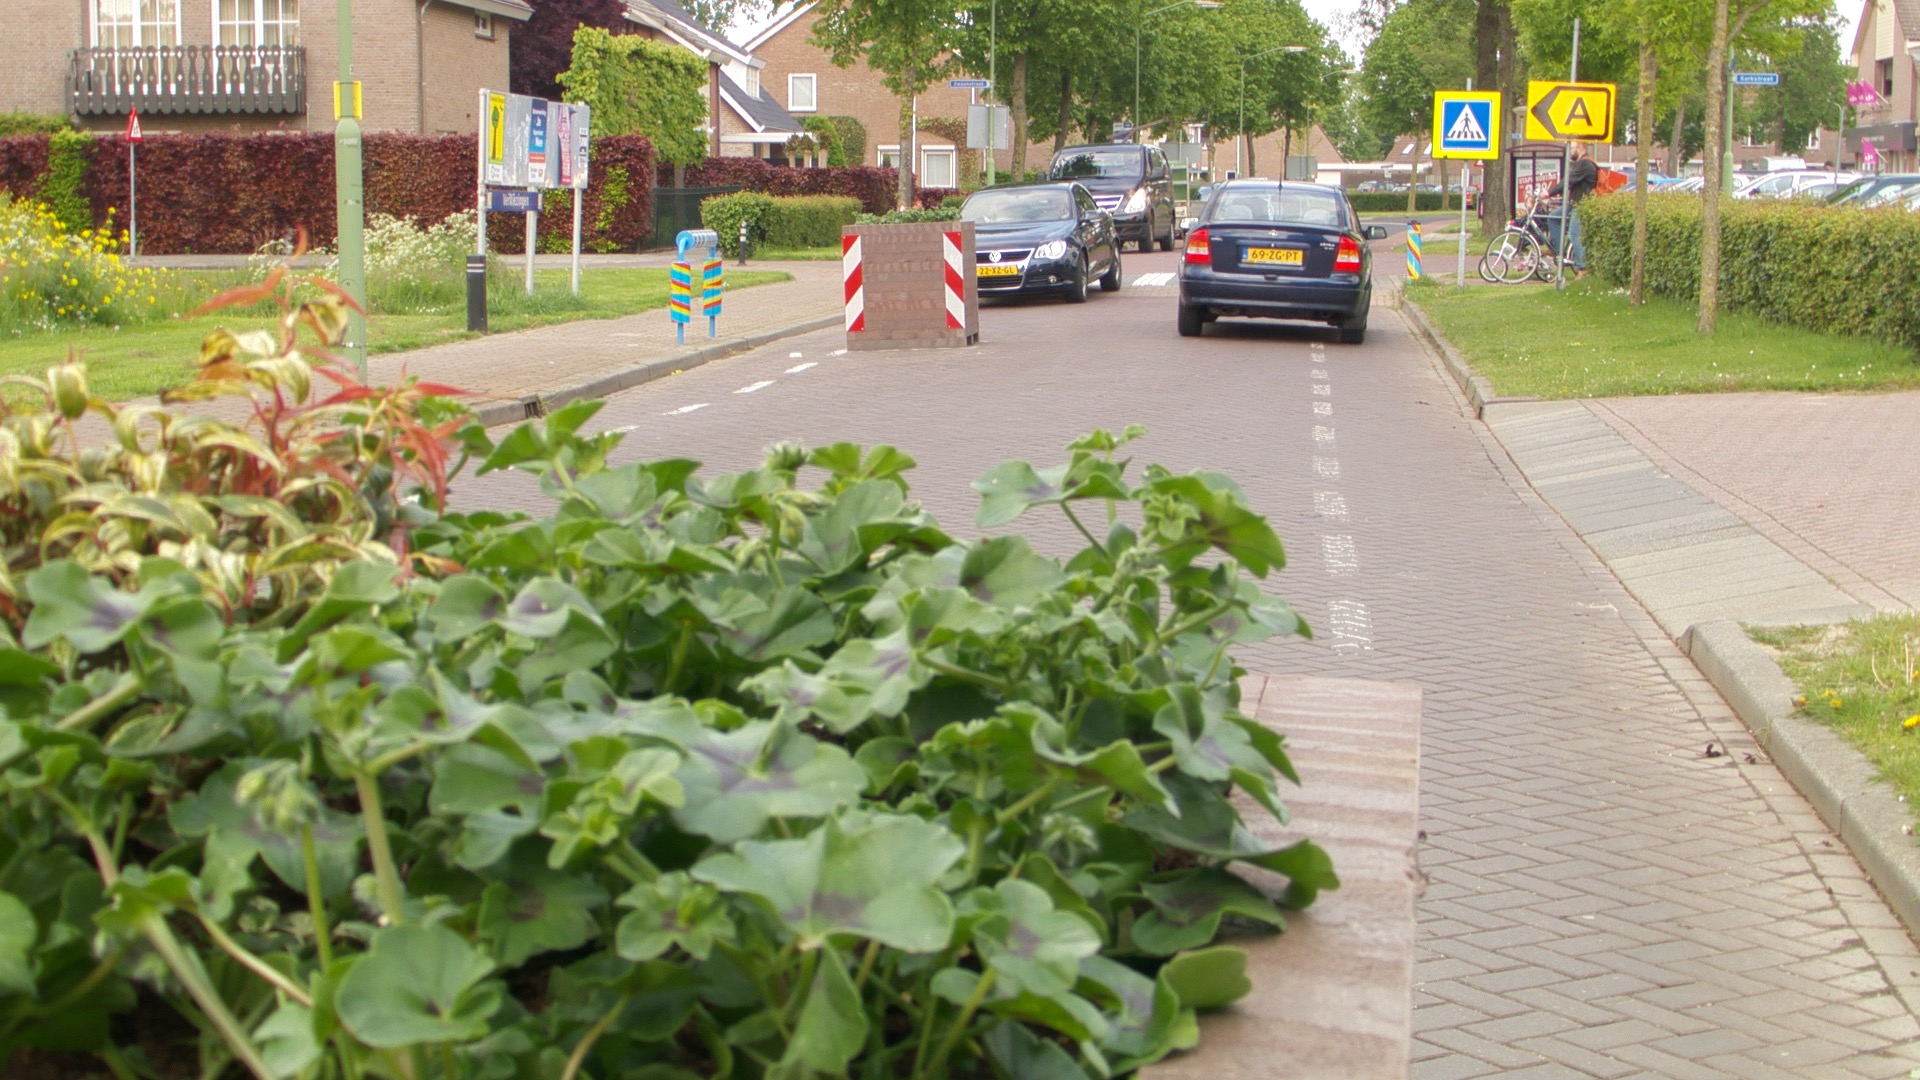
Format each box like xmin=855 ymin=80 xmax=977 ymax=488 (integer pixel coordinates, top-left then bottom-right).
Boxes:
xmin=216 ymin=0 xmax=300 ymax=47
xmin=1878 ymin=59 xmax=1894 ymax=98
xmin=789 ymin=74 xmax=818 ymax=113
xmin=1398 ymin=141 xmax=1413 ymax=156
xmin=877 ymin=145 xmax=902 ymax=168
xmin=921 ymin=146 xmax=956 ymax=188
xmin=1806 ymin=129 xmax=1821 ymax=151
xmin=473 ymin=12 xmax=494 ymax=39
xmin=93 ymin=0 xmax=181 ymax=48
xmin=745 ymin=68 xmax=761 ymax=96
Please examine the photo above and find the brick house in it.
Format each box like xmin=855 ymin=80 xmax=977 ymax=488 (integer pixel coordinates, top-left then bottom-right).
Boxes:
xmin=0 ymin=0 xmax=533 ymax=135
xmin=615 ymin=0 xmax=807 ymax=160
xmin=744 ymin=1 xmax=1051 ymax=186
xmin=1848 ymin=0 xmax=1919 ymax=171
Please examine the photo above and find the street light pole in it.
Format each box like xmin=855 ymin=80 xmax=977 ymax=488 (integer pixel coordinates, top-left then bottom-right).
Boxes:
xmin=986 ymin=0 xmax=996 ymax=185
xmin=1136 ymin=0 xmax=1221 ymax=139
xmin=1236 ymin=44 xmax=1307 ymax=178
xmin=334 ymin=0 xmax=368 ymax=377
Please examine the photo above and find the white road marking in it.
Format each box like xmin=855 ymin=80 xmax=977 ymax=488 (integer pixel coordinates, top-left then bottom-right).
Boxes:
xmin=785 ymin=362 xmax=818 ymax=374
xmin=1314 ymin=492 xmax=1348 ymax=518
xmin=735 ymin=380 xmax=775 ymax=394
xmin=1325 ymin=599 xmax=1374 ymax=652
xmin=1130 ymin=272 xmax=1175 ymax=287
xmin=1313 ymin=456 xmax=1340 ymax=479
xmin=1313 ymin=425 xmax=1337 ymax=446
xmin=1311 ymin=368 xmax=1329 ymax=380
xmin=608 ymin=424 xmax=639 ymax=435
xmin=790 ymin=351 xmax=804 ymax=358
xmin=830 ymin=348 xmax=848 ymax=356
xmin=666 ymin=403 xmax=709 ymax=415
xmin=1321 ymin=535 xmax=1359 ymax=577
xmin=1313 ymin=383 xmax=1332 ymax=396
xmin=1313 ymin=401 xmax=1333 ymax=416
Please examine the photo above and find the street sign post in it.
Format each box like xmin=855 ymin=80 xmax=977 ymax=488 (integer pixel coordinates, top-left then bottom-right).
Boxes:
xmin=1523 ymin=80 xmax=1616 ymax=142
xmin=474 ymin=90 xmax=593 ymax=321
xmin=124 ymin=110 xmax=143 ymax=258
xmin=1431 ymin=91 xmax=1501 ymax=160
xmin=949 ymin=78 xmax=990 ymax=90
xmin=1733 ymin=72 xmax=1781 ymax=86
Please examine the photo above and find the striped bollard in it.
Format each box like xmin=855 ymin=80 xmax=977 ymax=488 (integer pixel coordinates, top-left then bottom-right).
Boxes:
xmin=842 ymin=234 xmax=865 ymax=333
xmin=1406 ymin=221 xmax=1423 ymax=280
xmin=669 ymin=261 xmax=693 ymax=345
xmin=701 ymin=258 xmax=724 ymax=338
xmin=940 ymin=230 xmax=966 ymax=329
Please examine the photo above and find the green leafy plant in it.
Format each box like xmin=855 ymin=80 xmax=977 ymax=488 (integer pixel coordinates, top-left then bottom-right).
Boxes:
xmin=856 ymin=206 xmax=961 ymax=224
xmin=0 ymin=194 xmax=169 ymax=332
xmin=38 ymin=131 xmax=92 ymax=236
xmin=559 ymin=25 xmax=708 ymax=168
xmin=802 ymin=116 xmax=849 ymax=167
xmin=0 ymin=313 xmax=1333 ymax=1079
xmin=701 ymin=191 xmax=777 ymax=256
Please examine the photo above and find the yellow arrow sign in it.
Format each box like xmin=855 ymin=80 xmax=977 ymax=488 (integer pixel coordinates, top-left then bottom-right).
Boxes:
xmin=487 ymin=93 xmax=507 ymax=164
xmin=1524 ymin=81 xmax=1615 ymax=142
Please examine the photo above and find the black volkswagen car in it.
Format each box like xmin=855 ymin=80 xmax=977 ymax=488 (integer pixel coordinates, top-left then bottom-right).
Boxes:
xmin=1049 ymin=144 xmax=1177 ymax=252
xmin=1176 ymin=180 xmax=1388 ymax=343
xmin=960 ymin=182 xmax=1122 ymax=303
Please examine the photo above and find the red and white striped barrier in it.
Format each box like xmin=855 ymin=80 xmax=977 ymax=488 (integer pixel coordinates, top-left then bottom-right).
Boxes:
xmin=941 ymin=230 xmax=965 ymax=330
xmin=842 ymin=234 xmax=865 ymax=332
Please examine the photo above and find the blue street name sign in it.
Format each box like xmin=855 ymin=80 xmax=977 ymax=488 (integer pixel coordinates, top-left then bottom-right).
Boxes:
xmin=1733 ymin=72 xmax=1781 ymax=86
xmin=950 ymin=78 xmax=991 ymax=90
xmin=486 ymin=188 xmax=543 ymax=213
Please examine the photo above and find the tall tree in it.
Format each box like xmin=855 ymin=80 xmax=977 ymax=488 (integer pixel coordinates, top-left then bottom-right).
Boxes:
xmin=955 ymin=0 xmax=1126 ymax=180
xmin=812 ymin=0 xmax=961 ymax=207
xmin=1474 ymin=0 xmax=1517 ymax=231
xmin=1359 ymin=0 xmax=1477 ymax=209
xmin=680 ymin=0 xmax=772 ymax=31
xmin=511 ymin=0 xmax=628 ymax=100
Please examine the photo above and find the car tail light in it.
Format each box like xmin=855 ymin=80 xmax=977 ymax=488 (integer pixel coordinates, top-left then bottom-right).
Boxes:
xmin=1185 ymin=228 xmax=1210 ymax=264
xmin=1334 ymin=235 xmax=1362 ymax=272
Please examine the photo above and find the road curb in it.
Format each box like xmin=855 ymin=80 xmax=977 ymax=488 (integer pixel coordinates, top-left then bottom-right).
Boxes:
xmin=1686 ymin=621 xmax=1920 ymax=942
xmin=1397 ymin=294 xmax=1538 ymax=417
xmin=471 ymin=313 xmax=842 ymax=428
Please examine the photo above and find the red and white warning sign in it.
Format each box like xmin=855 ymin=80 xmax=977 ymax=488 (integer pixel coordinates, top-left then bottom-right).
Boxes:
xmin=941 ymin=231 xmax=965 ymax=330
xmin=125 ymin=109 xmax=144 ymax=143
xmin=842 ymin=234 xmax=865 ymax=333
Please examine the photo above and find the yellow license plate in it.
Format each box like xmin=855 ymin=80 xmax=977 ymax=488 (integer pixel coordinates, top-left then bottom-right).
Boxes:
xmin=977 ymin=263 xmax=1021 ymax=277
xmin=1244 ymin=246 xmax=1304 ymax=266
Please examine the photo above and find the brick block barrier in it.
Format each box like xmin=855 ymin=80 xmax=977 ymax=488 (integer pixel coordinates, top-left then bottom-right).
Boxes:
xmin=841 ymin=220 xmax=979 ymax=352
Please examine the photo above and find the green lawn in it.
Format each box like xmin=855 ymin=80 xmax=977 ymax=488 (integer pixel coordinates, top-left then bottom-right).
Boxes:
xmin=2 ymin=267 xmax=788 ymax=402
xmin=1406 ymin=278 xmax=1920 ymax=399
xmin=1750 ymin=617 xmax=1920 ymax=823
xmin=748 ymin=246 xmax=844 ymax=261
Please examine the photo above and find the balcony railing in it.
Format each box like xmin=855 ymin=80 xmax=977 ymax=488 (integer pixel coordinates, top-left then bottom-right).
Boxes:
xmin=68 ymin=45 xmax=305 ymax=118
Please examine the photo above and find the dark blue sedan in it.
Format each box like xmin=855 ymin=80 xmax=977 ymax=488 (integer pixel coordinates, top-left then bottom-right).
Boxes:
xmin=960 ymin=182 xmax=1122 ymax=303
xmin=1177 ymin=181 xmax=1388 ymax=343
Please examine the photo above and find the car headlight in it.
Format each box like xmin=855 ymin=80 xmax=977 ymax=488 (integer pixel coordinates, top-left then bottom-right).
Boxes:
xmin=1035 ymin=239 xmax=1069 ymax=260
xmin=1122 ymin=188 xmax=1149 ymax=213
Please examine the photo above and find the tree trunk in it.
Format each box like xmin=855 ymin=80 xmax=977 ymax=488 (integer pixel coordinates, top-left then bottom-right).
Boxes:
xmin=897 ymin=87 xmax=915 ymax=210
xmin=1474 ymin=0 xmax=1511 ymax=228
xmin=1282 ymin=125 xmax=1293 ymax=178
xmin=1668 ymin=100 xmax=1685 ymax=182
xmin=1698 ymin=0 xmax=1730 ymax=334
xmin=1247 ymin=134 xmax=1257 ymax=177
xmin=1010 ymin=53 xmax=1030 ymax=182
xmin=1630 ymin=43 xmax=1657 ymax=305
xmin=1054 ymin=70 xmax=1073 ymax=154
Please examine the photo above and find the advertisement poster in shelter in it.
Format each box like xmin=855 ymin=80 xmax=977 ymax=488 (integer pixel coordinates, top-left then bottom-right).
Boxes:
xmin=480 ymin=91 xmax=590 ymax=191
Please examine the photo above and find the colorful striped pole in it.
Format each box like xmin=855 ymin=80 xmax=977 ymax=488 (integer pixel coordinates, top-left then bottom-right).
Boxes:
xmin=669 ymin=261 xmax=693 ymax=345
xmin=701 ymin=258 xmax=724 ymax=338
xmin=1406 ymin=221 xmax=1423 ymax=280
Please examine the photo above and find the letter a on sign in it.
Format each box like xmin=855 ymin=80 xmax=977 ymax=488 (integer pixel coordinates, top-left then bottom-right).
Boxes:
xmin=1525 ymin=81 xmax=1615 ymax=142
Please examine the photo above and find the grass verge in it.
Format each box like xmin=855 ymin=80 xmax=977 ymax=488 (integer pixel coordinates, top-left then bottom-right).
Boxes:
xmin=3 ymin=266 xmax=788 ymax=401
xmin=749 ymin=246 xmax=845 ymax=261
xmin=1749 ymin=617 xmax=1920 ymax=819
xmin=1406 ymin=278 xmax=1920 ymax=399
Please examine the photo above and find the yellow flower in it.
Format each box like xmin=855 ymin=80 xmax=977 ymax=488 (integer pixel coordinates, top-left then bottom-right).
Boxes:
xmin=1906 ymin=716 xmax=1920 ymax=730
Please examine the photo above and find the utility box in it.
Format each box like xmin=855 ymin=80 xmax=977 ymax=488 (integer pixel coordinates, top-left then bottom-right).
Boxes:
xmin=840 ymin=221 xmax=980 ymax=351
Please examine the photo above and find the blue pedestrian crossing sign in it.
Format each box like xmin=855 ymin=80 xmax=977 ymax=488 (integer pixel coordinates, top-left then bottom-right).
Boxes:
xmin=1431 ymin=91 xmax=1501 ymax=160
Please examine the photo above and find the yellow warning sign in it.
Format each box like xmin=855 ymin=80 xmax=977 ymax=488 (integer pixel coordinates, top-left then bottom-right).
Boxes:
xmin=487 ymin=93 xmax=507 ymax=164
xmin=1524 ymin=81 xmax=1615 ymax=142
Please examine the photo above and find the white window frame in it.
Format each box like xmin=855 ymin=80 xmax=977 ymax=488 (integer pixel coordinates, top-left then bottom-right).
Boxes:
xmin=213 ymin=0 xmax=301 ymax=48
xmin=1805 ymin=129 xmax=1821 ymax=151
xmin=473 ymin=11 xmax=494 ymax=39
xmin=876 ymin=145 xmax=903 ymax=168
xmin=789 ymin=73 xmax=818 ymax=113
xmin=92 ymin=0 xmax=182 ymax=48
xmin=920 ymin=145 xmax=957 ymax=188
xmin=744 ymin=68 xmax=761 ymax=97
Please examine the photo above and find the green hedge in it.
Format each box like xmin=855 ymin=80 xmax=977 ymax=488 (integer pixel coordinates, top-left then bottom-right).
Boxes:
xmin=0 ymin=112 xmax=67 ymax=137
xmin=700 ymin=192 xmax=862 ymax=255
xmin=855 ymin=207 xmax=959 ymax=224
xmin=1346 ymin=192 xmax=1449 ymax=212
xmin=1582 ymin=193 xmax=1920 ymax=351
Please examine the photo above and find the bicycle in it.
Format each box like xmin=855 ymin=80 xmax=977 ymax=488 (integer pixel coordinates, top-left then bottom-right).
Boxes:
xmin=1477 ymin=200 xmax=1567 ymax=284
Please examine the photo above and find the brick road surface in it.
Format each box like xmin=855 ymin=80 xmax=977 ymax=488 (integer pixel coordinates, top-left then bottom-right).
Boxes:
xmin=455 ymin=251 xmax=1920 ymax=1078
xmin=1589 ymin=394 xmax=1920 ymax=613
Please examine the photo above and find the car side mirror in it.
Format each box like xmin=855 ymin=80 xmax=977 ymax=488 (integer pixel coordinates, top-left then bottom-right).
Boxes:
xmin=1180 ymin=216 xmax=1199 ymax=234
xmin=1363 ymin=225 xmax=1389 ymax=240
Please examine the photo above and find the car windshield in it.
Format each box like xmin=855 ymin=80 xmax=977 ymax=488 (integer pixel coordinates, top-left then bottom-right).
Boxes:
xmin=960 ymin=188 xmax=1075 ymax=224
xmin=1827 ymin=178 xmax=1872 ymax=203
xmin=1206 ymin=187 xmax=1346 ymax=228
xmin=1052 ymin=151 xmax=1143 ymax=180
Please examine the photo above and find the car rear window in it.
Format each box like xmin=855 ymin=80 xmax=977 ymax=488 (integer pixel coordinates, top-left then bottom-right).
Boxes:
xmin=1206 ymin=188 xmax=1347 ymax=228
xmin=961 ymin=188 xmax=1075 ymax=223
xmin=1052 ymin=150 xmax=1144 ymax=180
